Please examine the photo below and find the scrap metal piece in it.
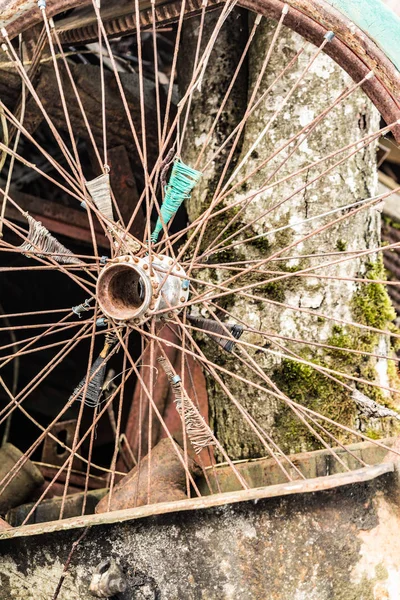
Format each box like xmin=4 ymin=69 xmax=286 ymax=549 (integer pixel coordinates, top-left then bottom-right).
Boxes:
xmin=89 ymin=558 xmax=127 ymax=598
xmin=41 ymin=420 xmax=84 ymax=470
xmin=0 ymin=443 xmax=44 ymax=513
xmin=6 ymin=488 xmax=107 ymax=527
xmin=96 ymin=437 xmax=201 ymax=513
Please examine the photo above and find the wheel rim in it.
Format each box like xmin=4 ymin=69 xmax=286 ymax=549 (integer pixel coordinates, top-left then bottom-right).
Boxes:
xmin=0 ymin=0 xmax=399 ymax=531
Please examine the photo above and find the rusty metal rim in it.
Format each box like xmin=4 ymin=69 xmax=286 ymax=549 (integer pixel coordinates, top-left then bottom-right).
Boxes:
xmin=1 ymin=0 xmax=399 ymax=140
xmin=0 ymin=461 xmax=394 ymax=540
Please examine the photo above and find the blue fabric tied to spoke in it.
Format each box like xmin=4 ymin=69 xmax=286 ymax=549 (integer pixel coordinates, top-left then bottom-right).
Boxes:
xmin=151 ymin=159 xmax=202 ymax=243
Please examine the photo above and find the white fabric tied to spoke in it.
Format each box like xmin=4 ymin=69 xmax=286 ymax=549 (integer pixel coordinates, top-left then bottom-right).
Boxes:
xmin=85 ymin=173 xmax=114 ymax=221
xmin=158 ymin=356 xmax=215 ymax=454
xmin=20 ymin=214 xmax=81 ymax=264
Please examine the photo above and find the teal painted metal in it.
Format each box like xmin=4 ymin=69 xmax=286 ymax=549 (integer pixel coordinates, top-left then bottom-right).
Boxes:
xmin=325 ymin=0 xmax=400 ymax=71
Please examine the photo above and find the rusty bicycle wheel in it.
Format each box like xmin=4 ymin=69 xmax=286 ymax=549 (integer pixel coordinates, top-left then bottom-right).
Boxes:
xmin=0 ymin=0 xmax=399 ymax=541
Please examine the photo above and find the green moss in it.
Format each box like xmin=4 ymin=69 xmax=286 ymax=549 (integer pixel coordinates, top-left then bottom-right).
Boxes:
xmin=273 ymin=355 xmax=355 ymax=452
xmin=388 ymin=322 xmax=400 ymax=353
xmin=364 ymin=428 xmax=381 ymax=440
xmin=352 ymin=258 xmax=396 ymax=329
xmin=383 ymin=214 xmax=400 ymax=231
xmin=248 ymin=235 xmax=271 ymax=252
xmin=272 ymin=257 xmax=400 ymax=451
xmin=336 ymin=239 xmax=347 ymax=252
xmin=254 ymin=282 xmax=286 ymax=303
xmin=375 ymin=564 xmax=389 ymax=581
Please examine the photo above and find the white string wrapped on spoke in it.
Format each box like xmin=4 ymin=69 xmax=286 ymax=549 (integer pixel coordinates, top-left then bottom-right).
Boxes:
xmin=20 ymin=214 xmax=81 ymax=264
xmin=158 ymin=356 xmax=215 ymax=454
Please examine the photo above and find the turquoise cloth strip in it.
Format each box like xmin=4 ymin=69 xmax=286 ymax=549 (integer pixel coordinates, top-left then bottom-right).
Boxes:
xmin=151 ymin=159 xmax=202 ymax=243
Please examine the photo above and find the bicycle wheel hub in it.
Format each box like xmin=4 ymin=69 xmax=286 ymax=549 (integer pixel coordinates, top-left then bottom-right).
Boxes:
xmin=96 ymin=254 xmax=189 ymax=324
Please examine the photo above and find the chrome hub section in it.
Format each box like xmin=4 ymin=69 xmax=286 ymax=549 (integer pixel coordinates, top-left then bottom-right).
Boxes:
xmin=96 ymin=254 xmax=189 ymax=324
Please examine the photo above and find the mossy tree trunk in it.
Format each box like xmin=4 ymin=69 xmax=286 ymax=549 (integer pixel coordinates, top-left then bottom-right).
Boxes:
xmin=180 ymin=14 xmax=400 ymax=460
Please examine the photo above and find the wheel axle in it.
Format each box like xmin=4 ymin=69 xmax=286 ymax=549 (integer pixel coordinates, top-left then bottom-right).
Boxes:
xmin=96 ymin=254 xmax=189 ymax=324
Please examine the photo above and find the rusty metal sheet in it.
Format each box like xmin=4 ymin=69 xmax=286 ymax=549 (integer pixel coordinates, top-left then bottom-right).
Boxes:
xmin=0 ymin=460 xmax=394 ymax=540
xmin=41 ymin=420 xmax=84 ymax=471
xmin=5 ymin=187 xmax=109 ymax=246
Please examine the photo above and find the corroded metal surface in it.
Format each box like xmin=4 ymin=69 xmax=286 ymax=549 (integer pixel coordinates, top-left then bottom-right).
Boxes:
xmin=58 ymin=0 xmax=400 ymax=141
xmin=6 ymin=488 xmax=107 ymax=527
xmin=0 ymin=459 xmax=394 ymax=540
xmin=0 ymin=0 xmax=399 ymax=139
xmin=5 ymin=187 xmax=108 ymax=246
xmin=56 ymin=0 xmax=223 ymax=43
xmin=0 ymin=443 xmax=44 ymax=514
xmin=89 ymin=558 xmax=127 ymax=598
xmin=0 ymin=437 xmax=395 ymax=539
xmin=96 ymin=437 xmax=201 ymax=513
xmin=0 ymin=465 xmax=399 ymax=598
xmin=0 ymin=440 xmax=399 ymax=597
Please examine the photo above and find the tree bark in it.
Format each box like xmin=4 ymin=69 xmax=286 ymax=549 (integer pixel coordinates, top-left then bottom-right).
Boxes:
xmin=182 ymin=16 xmax=400 ymax=460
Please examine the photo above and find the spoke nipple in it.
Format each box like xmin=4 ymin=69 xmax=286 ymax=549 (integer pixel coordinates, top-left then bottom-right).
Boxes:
xmin=172 ymin=375 xmax=181 ymax=384
xmin=80 ymin=201 xmax=87 ymax=210
xmin=1 ymin=28 xmax=8 ymax=39
xmin=366 ymin=70 xmax=375 ymax=80
xmin=37 ymin=0 xmax=46 ymax=10
xmin=182 ymin=279 xmax=190 ymax=291
xmin=1 ymin=43 xmax=7 ymax=52
xmin=324 ymin=31 xmax=335 ymax=42
xmin=72 ymin=298 xmax=93 ymax=318
xmin=100 ymin=255 xmax=108 ymax=265
xmin=49 ymin=17 xmax=55 ymax=28
xmin=96 ymin=317 xmax=107 ymax=328
xmin=282 ymin=4 xmax=289 ymax=15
